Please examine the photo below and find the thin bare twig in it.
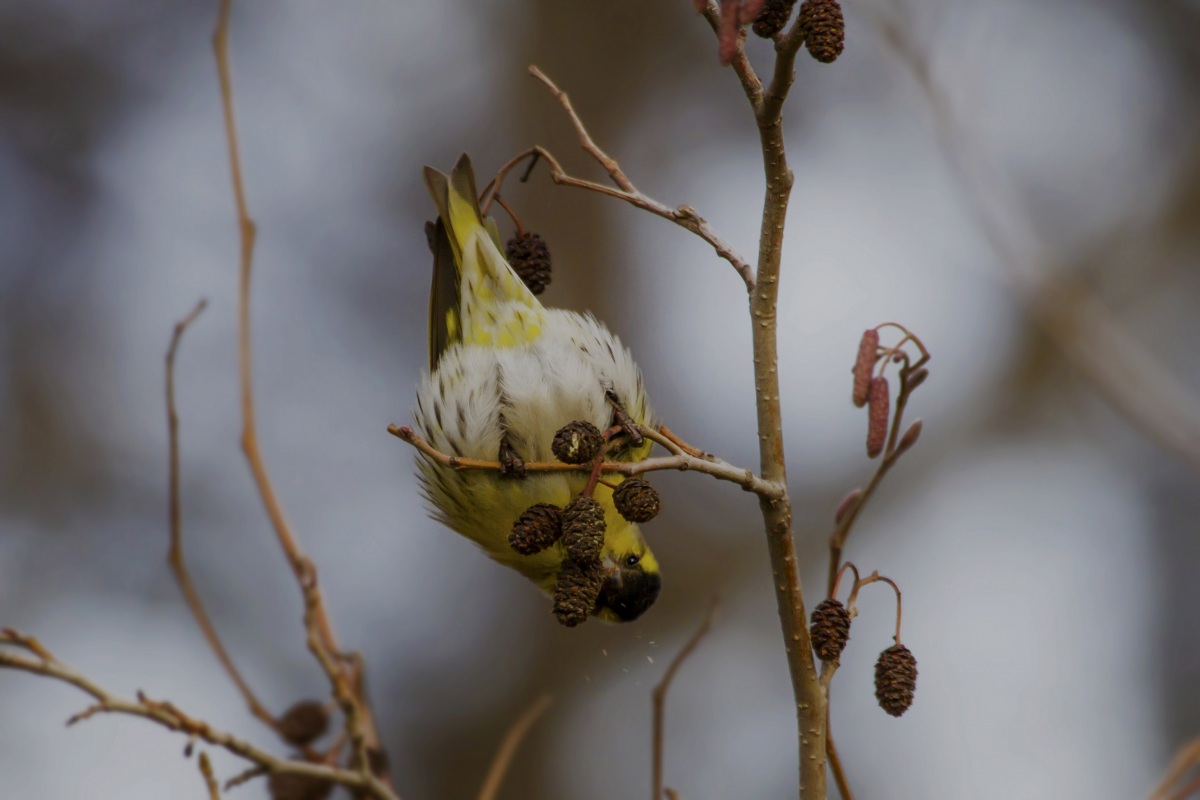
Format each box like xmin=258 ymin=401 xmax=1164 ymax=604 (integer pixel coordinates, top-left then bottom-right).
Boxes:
xmin=476 ymin=695 xmax=552 ymax=800
xmin=526 ymin=66 xmax=756 ymax=292
xmin=198 ymin=752 xmax=221 ymax=800
xmin=212 ymin=0 xmax=390 ymax=782
xmin=653 ymin=599 xmax=717 ymax=800
xmin=166 ymin=298 xmax=276 ymax=731
xmin=388 ymin=424 xmax=785 ymax=501
xmin=1164 ymin=774 xmax=1200 ymax=800
xmin=0 ymin=630 xmax=397 ymax=800
xmin=825 ymin=722 xmax=854 ymax=800
xmin=847 ymin=572 xmax=903 ymax=644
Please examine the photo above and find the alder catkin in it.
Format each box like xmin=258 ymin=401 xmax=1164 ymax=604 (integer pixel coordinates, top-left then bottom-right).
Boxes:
xmin=852 ymin=329 xmax=879 ymax=407
xmin=866 ymin=376 xmax=890 ymax=458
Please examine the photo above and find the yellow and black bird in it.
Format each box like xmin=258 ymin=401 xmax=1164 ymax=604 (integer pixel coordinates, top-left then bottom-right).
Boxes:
xmin=413 ymin=155 xmax=661 ymax=622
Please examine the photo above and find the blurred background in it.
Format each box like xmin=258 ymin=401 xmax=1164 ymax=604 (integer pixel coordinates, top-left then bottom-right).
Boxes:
xmin=2 ymin=0 xmax=1198 ymax=797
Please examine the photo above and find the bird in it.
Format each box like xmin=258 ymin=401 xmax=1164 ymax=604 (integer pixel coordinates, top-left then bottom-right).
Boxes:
xmin=412 ymin=154 xmax=661 ymax=623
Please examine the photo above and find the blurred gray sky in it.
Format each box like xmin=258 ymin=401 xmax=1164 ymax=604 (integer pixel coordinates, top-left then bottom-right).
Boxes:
xmin=2 ymin=1 xmax=1198 ymax=798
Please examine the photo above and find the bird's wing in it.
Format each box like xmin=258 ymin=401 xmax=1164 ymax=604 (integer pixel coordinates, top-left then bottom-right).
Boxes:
xmin=423 ymin=154 xmax=545 ymax=366
xmin=426 ymin=217 xmax=461 ymax=370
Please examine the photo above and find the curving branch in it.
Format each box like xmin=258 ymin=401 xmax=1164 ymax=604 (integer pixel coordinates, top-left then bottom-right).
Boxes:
xmin=211 ymin=0 xmax=390 ymax=782
xmin=477 ymin=695 xmax=552 ymax=800
xmin=165 ymin=297 xmax=278 ymax=732
xmin=0 ymin=630 xmax=397 ymax=800
xmin=520 ymin=66 xmax=756 ymax=292
xmin=653 ymin=599 xmax=717 ymax=800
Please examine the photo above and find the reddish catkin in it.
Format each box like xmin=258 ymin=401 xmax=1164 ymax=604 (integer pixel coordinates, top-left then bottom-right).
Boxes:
xmin=852 ymin=329 xmax=879 ymax=407
xmin=866 ymin=377 xmax=890 ymax=458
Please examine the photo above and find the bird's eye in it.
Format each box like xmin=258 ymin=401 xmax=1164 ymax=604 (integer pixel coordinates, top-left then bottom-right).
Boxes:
xmin=625 ymin=555 xmax=640 ymax=567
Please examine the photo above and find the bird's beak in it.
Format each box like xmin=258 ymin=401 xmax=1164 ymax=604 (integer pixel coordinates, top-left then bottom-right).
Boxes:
xmin=601 ymin=556 xmax=621 ymax=583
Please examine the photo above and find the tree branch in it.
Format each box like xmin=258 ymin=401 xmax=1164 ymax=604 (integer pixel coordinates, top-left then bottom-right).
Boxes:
xmin=526 ymin=66 xmax=756 ymax=292
xmin=653 ymin=600 xmax=717 ymax=800
xmin=872 ymin=6 xmax=1200 ymax=475
xmin=166 ymin=298 xmax=278 ymax=732
xmin=476 ymin=696 xmax=551 ymax=800
xmin=211 ymin=0 xmax=389 ymax=783
xmin=0 ymin=630 xmax=397 ymax=800
xmin=387 ymin=424 xmax=785 ymax=501
xmin=697 ymin=5 xmax=826 ymax=796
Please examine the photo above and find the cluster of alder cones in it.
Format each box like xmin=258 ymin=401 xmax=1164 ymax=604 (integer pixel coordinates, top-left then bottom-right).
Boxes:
xmin=809 ymin=596 xmax=918 ymax=717
xmin=507 ymin=420 xmax=661 ymax=627
xmin=752 ymin=0 xmax=845 ymax=63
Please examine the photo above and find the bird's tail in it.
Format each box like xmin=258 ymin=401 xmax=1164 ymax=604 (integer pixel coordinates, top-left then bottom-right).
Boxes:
xmin=423 ymin=154 xmax=544 ymax=367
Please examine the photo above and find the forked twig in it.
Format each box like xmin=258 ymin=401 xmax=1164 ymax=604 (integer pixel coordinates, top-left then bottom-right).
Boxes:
xmin=477 ymin=695 xmax=552 ymax=800
xmin=523 ymin=65 xmax=756 ymax=292
xmin=0 ymin=630 xmax=395 ymax=799
xmin=653 ymin=599 xmax=717 ymax=800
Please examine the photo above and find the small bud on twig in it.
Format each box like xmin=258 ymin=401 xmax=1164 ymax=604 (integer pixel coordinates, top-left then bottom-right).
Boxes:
xmin=562 ymin=496 xmax=605 ymax=564
xmin=552 ymin=421 xmax=604 ymax=464
xmin=799 ymin=0 xmax=845 ymax=63
xmin=852 ymin=329 xmax=879 ymax=408
xmin=866 ymin=377 xmax=890 ymax=458
xmin=874 ymin=644 xmax=918 ymax=717
xmin=613 ymin=478 xmax=661 ymax=523
xmin=906 ymin=366 xmax=929 ymax=393
xmin=277 ymin=700 xmax=329 ymax=747
xmin=834 ymin=488 xmax=863 ymax=524
xmin=895 ymin=420 xmax=922 ymax=457
xmin=810 ymin=598 xmax=852 ymax=661
xmin=509 ymin=503 xmax=564 ymax=555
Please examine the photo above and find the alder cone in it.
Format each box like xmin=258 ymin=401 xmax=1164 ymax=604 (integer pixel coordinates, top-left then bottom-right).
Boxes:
xmin=800 ymin=0 xmax=845 ymax=63
xmin=509 ymin=503 xmax=563 ymax=555
xmin=562 ymin=496 xmax=605 ymax=564
xmin=874 ymin=644 xmax=918 ymax=717
xmin=553 ymin=558 xmax=605 ymax=627
xmin=810 ymin=598 xmax=851 ymax=662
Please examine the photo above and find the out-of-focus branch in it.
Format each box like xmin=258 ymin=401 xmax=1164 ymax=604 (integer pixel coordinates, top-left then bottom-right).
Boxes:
xmin=198 ymin=752 xmax=221 ymax=800
xmin=518 ymin=66 xmax=756 ymax=292
xmin=476 ymin=695 xmax=552 ymax=800
xmin=1148 ymin=735 xmax=1200 ymax=800
xmin=0 ymin=630 xmax=396 ymax=799
xmin=388 ymin=424 xmax=786 ymax=501
xmin=873 ymin=7 xmax=1200 ymax=474
xmin=165 ymin=298 xmax=276 ymax=732
xmin=211 ymin=0 xmax=390 ymax=782
xmin=653 ymin=599 xmax=717 ymax=800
